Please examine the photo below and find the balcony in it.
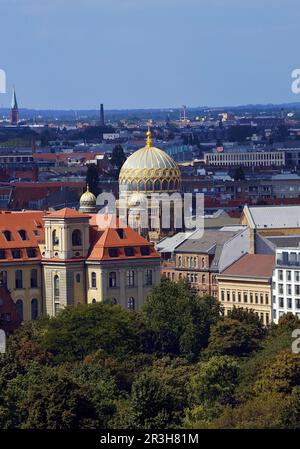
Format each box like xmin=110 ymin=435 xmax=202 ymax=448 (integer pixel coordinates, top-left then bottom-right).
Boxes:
xmin=276 ymin=259 xmax=300 ymax=268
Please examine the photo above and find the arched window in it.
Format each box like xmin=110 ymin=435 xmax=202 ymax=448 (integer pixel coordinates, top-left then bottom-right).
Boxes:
xmin=72 ymin=229 xmax=82 ymax=246
xmin=54 ymin=275 xmax=60 ymax=298
xmin=146 ymin=180 xmax=153 ymax=191
xmin=126 ymin=270 xmax=134 ymax=287
xmin=109 ymin=272 xmax=117 ymax=288
xmin=154 ymin=180 xmax=160 ymax=191
xmin=131 ymin=181 xmax=137 ymax=191
xmin=145 ymin=269 xmax=153 ymax=286
xmin=186 ymin=257 xmax=190 ymax=268
xmin=162 ymin=180 xmax=168 ymax=191
xmin=18 ymin=229 xmax=28 ymax=241
xmin=194 ymin=257 xmax=198 ymax=268
xmin=15 ymin=270 xmax=23 ymax=289
xmin=91 ymin=272 xmax=97 ymax=288
xmin=76 ymin=273 xmax=81 ymax=283
xmin=30 ymin=269 xmax=38 ymax=288
xmin=3 ymin=230 xmax=12 ymax=241
xmin=16 ymin=299 xmax=23 ymax=321
xmin=31 ymin=298 xmax=38 ymax=320
xmin=52 ymin=230 xmax=59 ymax=246
xmin=127 ymin=297 xmax=135 ymax=310
xmin=138 ymin=181 xmax=145 ymax=191
xmin=202 ymin=274 xmax=206 ymax=284
xmin=178 ymin=256 xmax=182 ymax=268
xmin=92 ymin=298 xmax=97 ymax=304
xmin=201 ymin=257 xmax=205 ymax=268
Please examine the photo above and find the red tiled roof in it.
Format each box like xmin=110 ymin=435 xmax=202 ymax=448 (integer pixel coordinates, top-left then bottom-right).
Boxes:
xmin=45 ymin=208 xmax=90 ymax=219
xmin=220 ymin=254 xmax=275 ymax=278
xmin=87 ymin=214 xmax=160 ymax=261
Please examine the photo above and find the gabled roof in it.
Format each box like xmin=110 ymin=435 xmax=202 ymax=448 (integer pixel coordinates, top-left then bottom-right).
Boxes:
xmin=220 ymin=254 xmax=275 ymax=279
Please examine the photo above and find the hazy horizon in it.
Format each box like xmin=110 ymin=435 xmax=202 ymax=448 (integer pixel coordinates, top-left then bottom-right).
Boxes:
xmin=1 ymin=0 xmax=300 ymax=110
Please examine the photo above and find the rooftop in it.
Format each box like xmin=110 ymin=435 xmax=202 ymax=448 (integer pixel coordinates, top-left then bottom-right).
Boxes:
xmin=220 ymin=254 xmax=275 ymax=278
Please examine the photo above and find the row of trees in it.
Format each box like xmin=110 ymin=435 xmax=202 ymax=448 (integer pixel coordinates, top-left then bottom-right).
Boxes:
xmin=0 ymin=279 xmax=300 ymax=429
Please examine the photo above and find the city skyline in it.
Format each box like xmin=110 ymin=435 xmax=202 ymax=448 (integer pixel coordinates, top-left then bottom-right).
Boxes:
xmin=1 ymin=0 xmax=300 ymax=110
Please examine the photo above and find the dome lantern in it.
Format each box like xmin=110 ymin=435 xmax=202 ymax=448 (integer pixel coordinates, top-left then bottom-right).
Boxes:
xmin=79 ymin=184 xmax=97 ymax=213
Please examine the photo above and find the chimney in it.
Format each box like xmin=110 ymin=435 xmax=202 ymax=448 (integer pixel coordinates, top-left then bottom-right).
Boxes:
xmin=100 ymin=103 xmax=105 ymax=127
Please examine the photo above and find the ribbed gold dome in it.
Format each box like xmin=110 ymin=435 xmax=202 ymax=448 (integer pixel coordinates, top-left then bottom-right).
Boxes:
xmin=119 ymin=128 xmax=181 ymax=193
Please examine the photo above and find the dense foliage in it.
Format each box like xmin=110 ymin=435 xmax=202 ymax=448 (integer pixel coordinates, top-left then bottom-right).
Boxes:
xmin=0 ymin=279 xmax=299 ymax=429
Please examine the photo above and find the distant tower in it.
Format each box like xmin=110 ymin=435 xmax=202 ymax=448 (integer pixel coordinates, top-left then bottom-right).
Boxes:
xmin=11 ymin=88 xmax=19 ymax=125
xmin=100 ymin=103 xmax=105 ymax=126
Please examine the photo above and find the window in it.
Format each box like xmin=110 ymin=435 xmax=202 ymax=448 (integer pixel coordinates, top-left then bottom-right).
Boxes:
xmin=244 ymin=293 xmax=248 ymax=303
xmin=27 ymin=248 xmax=36 ymax=258
xmin=108 ymin=248 xmax=119 ymax=257
xmin=265 ymin=294 xmax=269 ymax=305
xmin=178 ymin=256 xmax=182 ymax=268
xmin=227 ymin=291 xmax=230 ymax=302
xmin=72 ymin=229 xmax=82 ymax=246
xmin=287 ymin=284 xmax=292 ymax=295
xmin=76 ymin=273 xmax=81 ymax=283
xmin=278 ymin=270 xmax=283 ymax=281
xmin=250 ymin=293 xmax=253 ymax=303
xmin=266 ymin=313 xmax=269 ymax=325
xmin=0 ymin=271 xmax=7 ymax=286
xmin=124 ymin=247 xmax=134 ymax=257
xmin=91 ymin=272 xmax=97 ymax=288
xmin=279 ymin=297 xmax=284 ymax=308
xmin=18 ymin=229 xmax=28 ymax=241
xmin=232 ymin=291 xmax=236 ymax=302
xmin=186 ymin=257 xmax=190 ymax=268
xmin=202 ymin=274 xmax=206 ymax=284
xmin=31 ymin=298 xmax=38 ymax=320
xmin=16 ymin=299 xmax=23 ymax=321
xmin=141 ymin=246 xmax=150 ymax=256
xmin=287 ymin=271 xmax=292 ymax=281
xmin=260 ymin=294 xmax=264 ymax=305
xmin=54 ymin=275 xmax=59 ymax=298
xmin=0 ymin=249 xmax=5 ymax=259
xmin=12 ymin=249 xmax=21 ymax=259
xmin=221 ymin=290 xmax=225 ymax=301
xmin=238 ymin=292 xmax=241 ymax=303
xmin=116 ymin=229 xmax=124 ymax=239
xmin=54 ymin=303 xmax=60 ymax=315
xmin=295 ymin=271 xmax=300 ymax=282
xmin=92 ymin=298 xmax=97 ymax=304
xmin=288 ymin=298 xmax=292 ymax=309
xmin=194 ymin=257 xmax=198 ymax=268
xmin=3 ymin=230 xmax=12 ymax=241
xmin=30 ymin=269 xmax=38 ymax=288
xmin=15 ymin=270 xmax=23 ymax=289
xmin=296 ymin=299 xmax=300 ymax=309
xmin=52 ymin=230 xmax=59 ymax=246
xmin=127 ymin=297 xmax=135 ymax=310
xmin=109 ymin=272 xmax=117 ymax=288
xmin=201 ymin=257 xmax=205 ymax=268
xmin=279 ymin=284 xmax=284 ymax=295
xmin=127 ymin=270 xmax=134 ymax=287
xmin=145 ymin=269 xmax=153 ymax=286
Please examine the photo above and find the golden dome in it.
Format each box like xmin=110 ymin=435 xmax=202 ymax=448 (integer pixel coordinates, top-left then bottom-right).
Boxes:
xmin=79 ymin=185 xmax=96 ymax=212
xmin=119 ymin=128 xmax=181 ymax=193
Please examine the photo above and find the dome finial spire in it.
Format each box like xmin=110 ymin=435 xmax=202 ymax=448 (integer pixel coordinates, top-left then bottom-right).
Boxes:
xmin=86 ymin=183 xmax=90 ymax=192
xmin=146 ymin=126 xmax=152 ymax=148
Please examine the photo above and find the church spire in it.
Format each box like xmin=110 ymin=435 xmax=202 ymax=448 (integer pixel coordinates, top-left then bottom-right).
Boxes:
xmin=146 ymin=126 xmax=152 ymax=148
xmin=11 ymin=87 xmax=19 ymax=125
xmin=11 ymin=87 xmax=18 ymax=109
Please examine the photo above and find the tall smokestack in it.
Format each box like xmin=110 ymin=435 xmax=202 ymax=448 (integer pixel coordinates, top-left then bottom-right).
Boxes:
xmin=100 ymin=103 xmax=105 ymax=127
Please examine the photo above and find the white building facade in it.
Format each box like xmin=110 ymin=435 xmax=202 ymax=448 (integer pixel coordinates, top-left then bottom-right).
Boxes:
xmin=272 ymin=248 xmax=300 ymax=323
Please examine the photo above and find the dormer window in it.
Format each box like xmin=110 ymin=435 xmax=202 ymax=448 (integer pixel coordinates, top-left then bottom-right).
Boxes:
xmin=140 ymin=246 xmax=150 ymax=256
xmin=12 ymin=249 xmax=21 ymax=259
xmin=116 ymin=229 xmax=125 ymax=239
xmin=3 ymin=230 xmax=12 ymax=241
xmin=108 ymin=248 xmax=119 ymax=257
xmin=18 ymin=229 xmax=28 ymax=241
xmin=124 ymin=247 xmax=134 ymax=257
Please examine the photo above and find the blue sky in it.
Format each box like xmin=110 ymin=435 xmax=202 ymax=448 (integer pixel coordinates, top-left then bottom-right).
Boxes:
xmin=0 ymin=0 xmax=300 ymax=109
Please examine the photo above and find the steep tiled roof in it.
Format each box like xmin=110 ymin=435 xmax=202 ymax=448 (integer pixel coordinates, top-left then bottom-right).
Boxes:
xmin=220 ymin=254 xmax=275 ymax=278
xmin=87 ymin=214 xmax=160 ymax=261
xmin=0 ymin=211 xmax=44 ymax=261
